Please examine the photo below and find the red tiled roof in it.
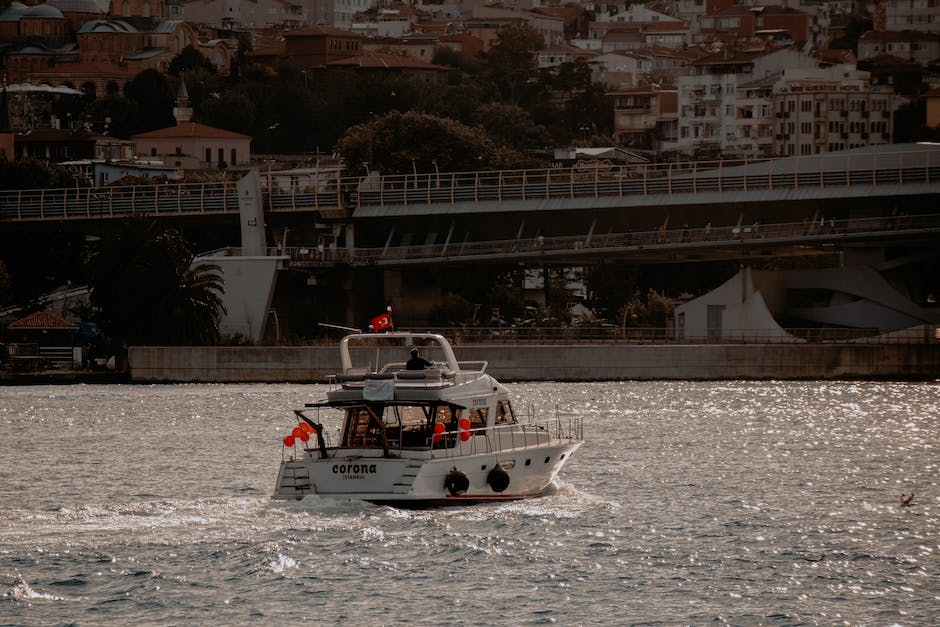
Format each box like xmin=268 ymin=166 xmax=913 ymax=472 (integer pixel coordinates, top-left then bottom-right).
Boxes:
xmin=9 ymin=311 xmax=78 ymax=329
xmin=283 ymin=26 xmax=362 ymax=39
xmin=325 ymin=52 xmax=447 ymax=71
xmin=132 ymin=122 xmax=251 ymax=140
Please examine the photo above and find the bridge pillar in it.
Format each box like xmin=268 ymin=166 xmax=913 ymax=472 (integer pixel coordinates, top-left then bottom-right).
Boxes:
xmin=194 ymin=170 xmax=287 ymax=343
xmin=237 ymin=169 xmax=266 ymax=256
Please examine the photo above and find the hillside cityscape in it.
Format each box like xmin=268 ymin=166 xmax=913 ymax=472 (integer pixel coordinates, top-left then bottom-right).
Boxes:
xmin=0 ymin=0 xmax=938 ymax=369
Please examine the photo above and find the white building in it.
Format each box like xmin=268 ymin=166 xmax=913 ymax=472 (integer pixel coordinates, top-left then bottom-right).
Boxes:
xmin=771 ymin=66 xmax=893 ymax=157
xmin=883 ymin=0 xmax=940 ymax=33
xmin=176 ymin=0 xmax=307 ymax=29
xmin=668 ymin=46 xmax=819 ymax=158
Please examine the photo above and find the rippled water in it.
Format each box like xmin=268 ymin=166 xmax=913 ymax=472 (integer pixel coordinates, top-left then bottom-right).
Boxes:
xmin=1 ymin=382 xmax=937 ymax=625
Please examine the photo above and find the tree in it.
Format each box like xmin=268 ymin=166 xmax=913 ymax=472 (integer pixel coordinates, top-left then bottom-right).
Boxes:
xmin=336 ymin=110 xmax=531 ymax=174
xmin=0 ymin=156 xmax=77 ymax=189
xmin=486 ymin=25 xmax=544 ymax=104
xmin=429 ymin=292 xmax=474 ymax=326
xmin=126 ymin=69 xmax=176 ymax=133
xmin=84 ymin=94 xmax=138 ymax=139
xmin=0 ymin=259 xmax=12 ymax=306
xmin=475 ymin=102 xmax=552 ymax=151
xmin=199 ymin=91 xmax=256 ymax=135
xmin=169 ymin=45 xmax=217 ymax=76
xmin=87 ymin=216 xmax=226 ymax=346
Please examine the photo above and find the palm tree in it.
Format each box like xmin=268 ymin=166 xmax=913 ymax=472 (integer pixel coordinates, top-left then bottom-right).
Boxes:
xmin=88 ymin=215 xmax=226 ymax=346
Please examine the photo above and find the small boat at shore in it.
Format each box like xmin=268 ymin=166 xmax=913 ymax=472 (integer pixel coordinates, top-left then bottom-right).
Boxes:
xmin=273 ymin=331 xmax=583 ymax=506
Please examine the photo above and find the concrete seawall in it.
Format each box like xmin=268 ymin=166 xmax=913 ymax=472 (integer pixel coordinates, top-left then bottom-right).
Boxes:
xmin=129 ymin=344 xmax=940 ymax=382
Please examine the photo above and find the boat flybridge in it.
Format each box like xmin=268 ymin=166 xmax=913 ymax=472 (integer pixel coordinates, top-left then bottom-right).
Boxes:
xmin=274 ymin=331 xmax=583 ymax=506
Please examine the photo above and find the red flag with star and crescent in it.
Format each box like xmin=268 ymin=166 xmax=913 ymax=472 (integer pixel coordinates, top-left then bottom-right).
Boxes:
xmin=369 ymin=311 xmax=393 ymax=332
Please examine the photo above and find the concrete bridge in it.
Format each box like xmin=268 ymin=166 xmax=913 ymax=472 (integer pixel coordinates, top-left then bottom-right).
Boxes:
xmin=4 ymin=144 xmax=938 ymax=343
xmin=2 ymin=143 xmax=938 ymax=233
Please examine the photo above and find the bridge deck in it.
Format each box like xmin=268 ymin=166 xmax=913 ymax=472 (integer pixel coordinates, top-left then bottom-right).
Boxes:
xmin=209 ymin=212 xmax=940 ymax=268
xmin=1 ymin=145 xmax=937 ymax=223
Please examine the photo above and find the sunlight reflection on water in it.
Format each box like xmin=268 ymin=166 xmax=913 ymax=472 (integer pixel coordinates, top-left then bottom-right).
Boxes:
xmin=1 ymin=381 xmax=937 ymax=624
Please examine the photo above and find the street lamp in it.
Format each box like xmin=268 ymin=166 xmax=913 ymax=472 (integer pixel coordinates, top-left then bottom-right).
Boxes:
xmin=268 ymin=308 xmax=280 ymax=345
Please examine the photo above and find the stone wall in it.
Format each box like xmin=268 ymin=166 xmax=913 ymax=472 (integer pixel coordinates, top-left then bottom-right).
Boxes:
xmin=129 ymin=343 xmax=940 ymax=382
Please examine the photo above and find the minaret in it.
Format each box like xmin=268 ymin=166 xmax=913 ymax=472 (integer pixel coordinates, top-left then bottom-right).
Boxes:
xmin=0 ymin=85 xmax=13 ymax=160
xmin=173 ymin=79 xmax=192 ymax=125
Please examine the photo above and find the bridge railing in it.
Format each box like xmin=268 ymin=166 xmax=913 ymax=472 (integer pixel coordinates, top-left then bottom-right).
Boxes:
xmin=0 ymin=181 xmax=245 ymax=221
xmin=0 ymin=179 xmax=341 ymax=221
xmin=256 ymin=212 xmax=940 ymax=267
xmin=2 ymin=148 xmax=937 ymax=221
xmin=354 ymin=149 xmax=938 ymax=208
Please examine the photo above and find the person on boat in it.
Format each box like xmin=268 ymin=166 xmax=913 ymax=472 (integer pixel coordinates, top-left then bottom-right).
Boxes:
xmin=406 ymin=348 xmax=434 ymax=370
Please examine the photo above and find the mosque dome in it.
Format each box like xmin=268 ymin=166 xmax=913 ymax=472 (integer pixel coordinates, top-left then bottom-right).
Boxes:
xmin=0 ymin=2 xmax=29 ymax=21
xmin=23 ymin=4 xmax=66 ymax=19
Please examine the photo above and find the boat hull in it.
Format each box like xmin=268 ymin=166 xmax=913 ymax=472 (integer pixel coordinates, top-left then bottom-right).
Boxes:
xmin=274 ymin=441 xmax=582 ymax=506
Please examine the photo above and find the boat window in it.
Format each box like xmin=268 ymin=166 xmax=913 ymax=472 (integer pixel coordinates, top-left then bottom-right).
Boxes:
xmin=432 ymin=405 xmax=456 ymax=426
xmin=343 ymin=407 xmax=379 ymax=446
xmin=495 ymin=401 xmax=516 ymax=425
xmin=390 ymin=405 xmax=426 ymax=428
xmin=468 ymin=408 xmax=487 ymax=429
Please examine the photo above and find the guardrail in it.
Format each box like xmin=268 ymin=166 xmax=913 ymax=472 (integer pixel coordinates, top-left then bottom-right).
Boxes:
xmin=2 ymin=148 xmax=937 ymax=221
xmin=354 ymin=149 xmax=939 ymax=208
xmin=217 ymin=211 xmax=940 ymax=267
xmin=0 ymin=180 xmax=339 ymax=221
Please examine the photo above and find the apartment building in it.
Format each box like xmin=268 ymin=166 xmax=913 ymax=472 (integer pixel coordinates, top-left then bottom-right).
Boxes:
xmin=610 ymin=84 xmax=678 ymax=151
xmin=668 ymin=46 xmax=819 ymax=158
xmin=857 ymin=30 xmax=940 ymax=67
xmin=883 ymin=0 xmax=940 ymax=33
xmin=734 ymin=75 xmax=775 ymax=158
xmin=699 ymin=4 xmax=812 ymax=47
xmin=770 ymin=66 xmax=893 ymax=156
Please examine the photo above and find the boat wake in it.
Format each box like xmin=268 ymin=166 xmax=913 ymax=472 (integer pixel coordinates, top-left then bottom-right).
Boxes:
xmin=2 ymin=574 xmax=73 ymax=603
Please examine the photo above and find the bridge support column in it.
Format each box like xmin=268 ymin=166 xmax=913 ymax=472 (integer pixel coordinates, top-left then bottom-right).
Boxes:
xmin=195 ymin=170 xmax=286 ymax=343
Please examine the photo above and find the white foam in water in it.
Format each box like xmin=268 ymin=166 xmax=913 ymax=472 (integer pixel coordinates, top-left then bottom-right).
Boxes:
xmin=268 ymin=554 xmax=298 ymax=575
xmin=6 ymin=576 xmax=67 ymax=602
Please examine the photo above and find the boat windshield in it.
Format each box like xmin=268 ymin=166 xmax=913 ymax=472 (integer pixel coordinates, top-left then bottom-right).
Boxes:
xmin=342 ymin=403 xmax=458 ymax=449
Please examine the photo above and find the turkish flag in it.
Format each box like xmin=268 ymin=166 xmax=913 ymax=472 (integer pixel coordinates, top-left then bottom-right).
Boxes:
xmin=370 ymin=313 xmax=393 ymax=332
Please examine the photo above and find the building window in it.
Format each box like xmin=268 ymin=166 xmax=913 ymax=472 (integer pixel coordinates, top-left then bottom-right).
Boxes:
xmin=205 ymin=147 xmax=211 ymax=164
xmin=231 ymin=148 xmax=237 ymax=165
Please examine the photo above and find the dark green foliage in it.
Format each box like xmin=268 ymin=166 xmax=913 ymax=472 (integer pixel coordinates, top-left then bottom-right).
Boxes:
xmin=428 ymin=292 xmax=474 ymax=326
xmin=84 ymin=95 xmax=139 ymax=139
xmin=168 ymin=45 xmax=217 ymax=76
xmin=199 ymin=91 xmax=256 ymax=135
xmin=86 ymin=216 xmax=226 ymax=346
xmin=0 ymin=260 xmax=12 ymax=306
xmin=0 ymin=156 xmax=77 ymax=188
xmin=335 ymin=110 xmax=531 ymax=174
xmin=126 ymin=69 xmax=176 ymax=133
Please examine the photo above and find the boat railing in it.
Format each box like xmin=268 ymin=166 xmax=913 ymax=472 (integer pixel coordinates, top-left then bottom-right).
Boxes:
xmin=428 ymin=413 xmax=583 ymax=459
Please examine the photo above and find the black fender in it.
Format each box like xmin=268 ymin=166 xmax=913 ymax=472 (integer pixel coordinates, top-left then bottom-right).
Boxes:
xmin=487 ymin=464 xmax=510 ymax=493
xmin=444 ymin=468 xmax=470 ymax=496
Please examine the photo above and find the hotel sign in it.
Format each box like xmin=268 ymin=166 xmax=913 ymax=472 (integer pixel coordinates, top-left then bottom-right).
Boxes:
xmin=780 ymin=83 xmax=863 ymax=93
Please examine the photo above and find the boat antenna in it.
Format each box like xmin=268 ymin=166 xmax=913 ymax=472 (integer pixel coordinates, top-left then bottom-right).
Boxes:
xmin=318 ymin=322 xmax=362 ymax=333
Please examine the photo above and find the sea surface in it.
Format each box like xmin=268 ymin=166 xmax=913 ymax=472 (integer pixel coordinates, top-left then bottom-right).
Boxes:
xmin=0 ymin=381 xmax=937 ymax=625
